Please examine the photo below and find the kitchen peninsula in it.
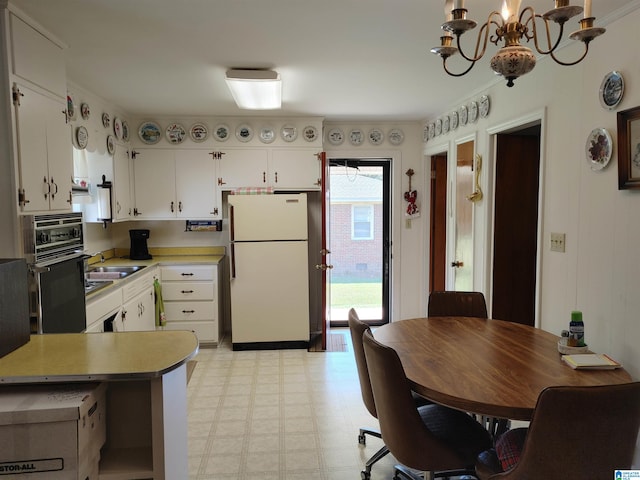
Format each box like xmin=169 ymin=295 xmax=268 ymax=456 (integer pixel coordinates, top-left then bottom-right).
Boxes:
xmin=0 ymin=330 xmax=198 ymax=479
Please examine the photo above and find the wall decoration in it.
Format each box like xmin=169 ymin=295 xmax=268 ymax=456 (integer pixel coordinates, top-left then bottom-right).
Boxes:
xmin=189 ymin=123 xmax=208 ymax=142
xmin=80 ymin=103 xmax=90 ymax=120
xmin=75 ymin=126 xmax=88 ymax=149
xmin=213 ymin=124 xmax=230 ymax=142
xmin=585 ymin=128 xmax=612 ymax=171
xmin=599 ymin=71 xmax=624 ymax=111
xmin=259 ymin=127 xmax=276 ymax=144
xmin=281 ymin=125 xmax=297 ymax=142
xmin=617 ymin=106 xmax=640 ymax=190
xmin=368 ymin=128 xmax=384 ymax=145
xmin=166 ymin=123 xmax=187 ymax=144
xmin=106 ymin=135 xmax=115 ymax=155
xmin=113 ymin=117 xmax=123 ymax=140
xmin=467 ymin=154 xmax=483 ymax=202
xmin=404 ymin=169 xmax=419 ymax=218
xmin=102 ymin=112 xmax=110 ymax=128
xmin=479 ymin=95 xmax=490 ymax=118
xmin=349 ymin=128 xmax=364 ymax=146
xmin=235 ymin=124 xmax=253 ymax=142
xmin=122 ymin=121 xmax=130 ymax=142
xmin=388 ymin=128 xmax=404 ymax=145
xmin=66 ymin=94 xmax=76 ymax=121
xmin=138 ymin=121 xmax=162 ymax=144
xmin=327 ymin=128 xmax=344 ymax=145
xmin=302 ymin=125 xmax=318 ymax=142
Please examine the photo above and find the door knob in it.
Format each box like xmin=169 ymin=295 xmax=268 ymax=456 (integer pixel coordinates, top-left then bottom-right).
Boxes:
xmin=451 ymin=261 xmax=464 ymax=268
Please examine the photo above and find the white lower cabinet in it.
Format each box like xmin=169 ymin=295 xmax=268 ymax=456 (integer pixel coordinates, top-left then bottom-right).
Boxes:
xmin=121 ymin=267 xmax=157 ymax=332
xmin=161 ymin=264 xmax=219 ymax=345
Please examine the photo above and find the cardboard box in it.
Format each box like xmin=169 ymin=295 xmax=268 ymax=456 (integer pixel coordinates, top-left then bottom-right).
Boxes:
xmin=0 ymin=383 xmax=106 ymax=479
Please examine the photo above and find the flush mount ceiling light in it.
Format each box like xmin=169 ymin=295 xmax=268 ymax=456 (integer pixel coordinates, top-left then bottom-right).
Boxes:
xmin=431 ymin=0 xmax=605 ymax=87
xmin=225 ymin=69 xmax=282 ymax=110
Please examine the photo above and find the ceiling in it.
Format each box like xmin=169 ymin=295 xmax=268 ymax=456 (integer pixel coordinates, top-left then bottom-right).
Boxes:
xmin=9 ymin=0 xmax=629 ymax=121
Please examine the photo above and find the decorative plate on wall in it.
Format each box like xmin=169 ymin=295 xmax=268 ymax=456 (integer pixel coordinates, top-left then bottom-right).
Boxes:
xmin=76 ymin=126 xmax=88 ymax=149
xmin=213 ymin=124 xmax=230 ymax=142
xmin=121 ymin=121 xmax=130 ymax=142
xmin=349 ymin=128 xmax=364 ymax=146
xmin=327 ymin=128 xmax=344 ymax=145
xmin=368 ymin=128 xmax=384 ymax=145
xmin=450 ymin=110 xmax=459 ymax=130
xmin=599 ymin=71 xmax=624 ymax=110
xmin=66 ymin=94 xmax=76 ymax=121
xmin=236 ymin=124 xmax=253 ymax=142
xmin=113 ymin=117 xmax=123 ymax=140
xmin=281 ymin=125 xmax=298 ymax=142
xmin=442 ymin=115 xmax=450 ymax=134
xmin=80 ymin=103 xmax=90 ymax=120
xmin=435 ymin=118 xmax=442 ymax=136
xmin=166 ymin=123 xmax=187 ymax=144
xmin=459 ymin=105 xmax=468 ymax=126
xmin=259 ymin=127 xmax=276 ymax=144
xmin=469 ymin=101 xmax=479 ymax=123
xmin=302 ymin=125 xmax=318 ymax=142
xmin=189 ymin=123 xmax=208 ymax=142
xmin=138 ymin=121 xmax=162 ymax=144
xmin=479 ymin=95 xmax=490 ymax=118
xmin=585 ymin=127 xmax=612 ymax=171
xmin=102 ymin=112 xmax=110 ymax=128
xmin=388 ymin=128 xmax=404 ymax=145
xmin=106 ymin=135 xmax=115 ymax=155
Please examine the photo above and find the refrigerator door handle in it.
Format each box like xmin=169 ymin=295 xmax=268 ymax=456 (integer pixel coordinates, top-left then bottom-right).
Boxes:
xmin=230 ymin=243 xmax=236 ymax=279
xmin=229 ymin=205 xmax=235 ymax=242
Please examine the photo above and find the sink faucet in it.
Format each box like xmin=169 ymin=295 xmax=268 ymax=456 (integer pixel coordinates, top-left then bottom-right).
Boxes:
xmin=92 ymin=251 xmax=105 ymax=263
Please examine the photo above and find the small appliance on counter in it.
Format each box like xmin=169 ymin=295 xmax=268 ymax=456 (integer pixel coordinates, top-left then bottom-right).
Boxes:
xmin=129 ymin=229 xmax=152 ymax=260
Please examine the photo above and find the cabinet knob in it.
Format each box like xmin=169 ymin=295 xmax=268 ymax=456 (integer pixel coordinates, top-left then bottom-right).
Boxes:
xmin=178 ymin=201 xmax=182 ymax=212
xmin=170 ymin=201 xmax=174 ymax=212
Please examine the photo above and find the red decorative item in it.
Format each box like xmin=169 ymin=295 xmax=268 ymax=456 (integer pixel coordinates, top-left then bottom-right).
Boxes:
xmin=404 ymin=169 xmax=419 ymax=217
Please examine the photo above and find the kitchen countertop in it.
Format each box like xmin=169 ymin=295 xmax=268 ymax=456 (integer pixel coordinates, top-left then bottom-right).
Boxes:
xmin=0 ymin=330 xmax=199 ymax=384
xmin=85 ymin=253 xmax=225 ymax=299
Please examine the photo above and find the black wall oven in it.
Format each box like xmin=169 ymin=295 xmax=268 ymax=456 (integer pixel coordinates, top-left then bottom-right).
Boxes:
xmin=22 ymin=213 xmax=87 ymax=334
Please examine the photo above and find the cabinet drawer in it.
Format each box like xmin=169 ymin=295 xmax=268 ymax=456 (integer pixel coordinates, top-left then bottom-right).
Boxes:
xmin=161 ymin=265 xmax=214 ymax=282
xmin=162 ymin=282 xmax=213 ymax=301
xmin=165 ymin=301 xmax=216 ymax=322
xmin=164 ymin=321 xmax=217 ymax=344
xmin=121 ymin=270 xmax=156 ymax=302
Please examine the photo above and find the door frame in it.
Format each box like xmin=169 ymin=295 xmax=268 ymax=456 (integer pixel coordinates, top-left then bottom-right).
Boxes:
xmin=325 ymin=149 xmax=402 ymax=321
xmin=485 ymin=109 xmax=546 ymax=327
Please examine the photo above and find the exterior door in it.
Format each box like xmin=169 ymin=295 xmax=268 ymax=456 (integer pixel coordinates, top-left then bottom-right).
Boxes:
xmin=492 ymin=129 xmax=541 ymax=326
xmin=453 ymin=141 xmax=474 ymax=290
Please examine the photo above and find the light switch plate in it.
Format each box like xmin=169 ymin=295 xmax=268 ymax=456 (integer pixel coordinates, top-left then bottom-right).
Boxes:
xmin=550 ymin=232 xmax=565 ymax=252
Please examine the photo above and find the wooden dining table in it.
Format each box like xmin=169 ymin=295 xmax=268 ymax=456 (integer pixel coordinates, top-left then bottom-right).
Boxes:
xmin=373 ymin=317 xmax=633 ymax=421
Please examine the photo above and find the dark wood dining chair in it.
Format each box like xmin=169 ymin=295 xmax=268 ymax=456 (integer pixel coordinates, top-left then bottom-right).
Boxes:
xmin=362 ymin=328 xmax=493 ymax=480
xmin=348 ymin=308 xmax=431 ymax=480
xmin=427 ymin=290 xmax=488 ymax=318
xmin=475 ymin=382 xmax=640 ymax=479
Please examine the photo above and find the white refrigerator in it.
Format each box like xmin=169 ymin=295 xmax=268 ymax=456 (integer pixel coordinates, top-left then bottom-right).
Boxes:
xmin=228 ymin=193 xmax=310 ymax=349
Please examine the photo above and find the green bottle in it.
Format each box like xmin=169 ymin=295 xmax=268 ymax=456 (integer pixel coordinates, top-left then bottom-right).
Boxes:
xmin=569 ymin=311 xmax=585 ymax=347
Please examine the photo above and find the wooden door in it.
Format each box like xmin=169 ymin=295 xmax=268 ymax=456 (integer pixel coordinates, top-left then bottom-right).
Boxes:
xmin=492 ymin=131 xmax=541 ymax=326
xmin=175 ymin=149 xmax=216 ymax=219
xmin=429 ymin=154 xmax=447 ymax=292
xmin=133 ymin=149 xmax=175 ymax=219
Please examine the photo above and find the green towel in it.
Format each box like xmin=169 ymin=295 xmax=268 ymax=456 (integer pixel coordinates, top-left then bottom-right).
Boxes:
xmin=154 ymin=278 xmax=166 ymax=327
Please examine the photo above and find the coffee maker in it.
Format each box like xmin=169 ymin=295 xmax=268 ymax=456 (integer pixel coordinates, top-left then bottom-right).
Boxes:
xmin=129 ymin=229 xmax=152 ymax=260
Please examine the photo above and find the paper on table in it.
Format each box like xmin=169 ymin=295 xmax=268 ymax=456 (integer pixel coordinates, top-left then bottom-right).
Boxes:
xmin=561 ymin=353 xmax=622 ymax=370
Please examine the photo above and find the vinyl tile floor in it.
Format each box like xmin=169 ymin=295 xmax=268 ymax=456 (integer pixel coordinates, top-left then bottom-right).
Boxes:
xmin=186 ymin=329 xmax=411 ymax=480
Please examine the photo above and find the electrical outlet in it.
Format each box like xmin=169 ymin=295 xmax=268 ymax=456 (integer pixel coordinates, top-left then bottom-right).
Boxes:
xmin=550 ymin=232 xmax=565 ymax=252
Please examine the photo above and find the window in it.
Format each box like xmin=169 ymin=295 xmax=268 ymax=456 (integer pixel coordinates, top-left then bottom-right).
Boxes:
xmin=352 ymin=204 xmax=373 ymax=240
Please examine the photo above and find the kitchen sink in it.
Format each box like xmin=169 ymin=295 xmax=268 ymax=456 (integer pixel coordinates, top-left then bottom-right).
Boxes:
xmin=87 ymin=265 xmax=146 ymax=280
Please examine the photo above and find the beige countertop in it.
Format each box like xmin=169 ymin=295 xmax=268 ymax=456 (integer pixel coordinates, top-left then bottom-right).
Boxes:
xmin=0 ymin=331 xmax=199 ymax=384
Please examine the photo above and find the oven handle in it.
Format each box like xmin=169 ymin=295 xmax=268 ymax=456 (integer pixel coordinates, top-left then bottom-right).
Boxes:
xmin=31 ymin=252 xmax=89 ymax=269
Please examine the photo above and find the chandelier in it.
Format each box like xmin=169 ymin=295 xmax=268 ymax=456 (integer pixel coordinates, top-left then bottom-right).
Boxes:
xmin=431 ymin=0 xmax=605 ymax=87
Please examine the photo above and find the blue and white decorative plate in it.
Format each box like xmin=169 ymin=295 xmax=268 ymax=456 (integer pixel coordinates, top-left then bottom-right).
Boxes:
xmin=138 ymin=121 xmax=162 ymax=144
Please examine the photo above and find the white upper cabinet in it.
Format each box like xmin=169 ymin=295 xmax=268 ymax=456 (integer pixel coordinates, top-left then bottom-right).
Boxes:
xmin=9 ymin=12 xmax=66 ymax=98
xmin=14 ymin=83 xmax=72 ymax=212
xmin=216 ymin=147 xmax=320 ymax=190
xmin=8 ymin=10 xmax=71 ymax=213
xmin=133 ymin=148 xmax=218 ymax=220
